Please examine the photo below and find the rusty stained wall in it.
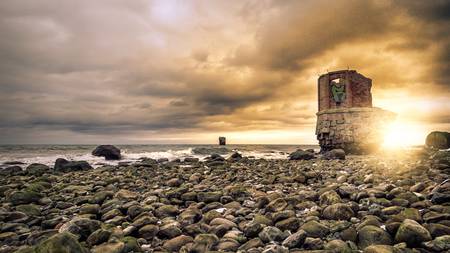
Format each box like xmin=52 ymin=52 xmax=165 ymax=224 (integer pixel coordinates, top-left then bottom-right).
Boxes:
xmin=318 ymin=70 xmax=372 ymax=112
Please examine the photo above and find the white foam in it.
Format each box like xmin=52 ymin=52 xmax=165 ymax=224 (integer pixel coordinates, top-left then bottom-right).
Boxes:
xmin=1 ymin=147 xmax=293 ymax=168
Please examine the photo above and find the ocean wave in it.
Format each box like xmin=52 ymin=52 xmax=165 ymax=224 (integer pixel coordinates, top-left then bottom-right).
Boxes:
xmin=0 ymin=144 xmax=313 ymax=168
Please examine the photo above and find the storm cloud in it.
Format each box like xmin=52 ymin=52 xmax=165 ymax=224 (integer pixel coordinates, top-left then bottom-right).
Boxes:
xmin=0 ymin=0 xmax=449 ymax=144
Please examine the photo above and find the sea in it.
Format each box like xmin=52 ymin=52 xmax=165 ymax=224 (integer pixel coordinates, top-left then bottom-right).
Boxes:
xmin=0 ymin=144 xmax=320 ymax=167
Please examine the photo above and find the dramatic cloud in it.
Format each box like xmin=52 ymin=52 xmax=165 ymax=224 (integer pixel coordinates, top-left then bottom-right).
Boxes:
xmin=0 ymin=0 xmax=449 ymax=144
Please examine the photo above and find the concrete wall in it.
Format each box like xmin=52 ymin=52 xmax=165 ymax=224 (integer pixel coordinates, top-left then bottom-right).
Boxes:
xmin=318 ymin=70 xmax=372 ymax=111
xmin=316 ymin=107 xmax=395 ymax=153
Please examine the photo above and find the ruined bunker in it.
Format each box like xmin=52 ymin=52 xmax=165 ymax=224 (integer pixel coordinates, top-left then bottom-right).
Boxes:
xmin=316 ymin=70 xmax=395 ymax=153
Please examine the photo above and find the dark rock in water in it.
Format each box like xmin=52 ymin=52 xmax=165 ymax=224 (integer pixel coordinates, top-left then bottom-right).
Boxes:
xmin=158 ymin=158 xmax=169 ymax=163
xmin=209 ymin=153 xmax=225 ymax=161
xmin=0 ymin=165 xmax=23 ymax=176
xmin=192 ymin=147 xmax=228 ymax=155
xmin=54 ymin=158 xmax=93 ymax=172
xmin=227 ymin=152 xmax=242 ymax=162
xmin=184 ymin=157 xmax=199 ymax=163
xmin=26 ymin=163 xmax=50 ymax=176
xmin=426 ymin=131 xmax=450 ymax=149
xmin=289 ymin=149 xmax=315 ymax=160
xmin=3 ymin=161 xmax=25 ymax=165
xmin=322 ymin=149 xmax=346 ymax=160
xmin=91 ymin=145 xmax=121 ymax=160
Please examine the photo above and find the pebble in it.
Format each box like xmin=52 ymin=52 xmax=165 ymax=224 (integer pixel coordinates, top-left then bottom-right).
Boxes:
xmin=0 ymin=150 xmax=447 ymax=252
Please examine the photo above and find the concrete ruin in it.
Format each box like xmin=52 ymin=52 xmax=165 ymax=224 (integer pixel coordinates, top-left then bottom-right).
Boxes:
xmin=315 ymin=70 xmax=395 ymax=153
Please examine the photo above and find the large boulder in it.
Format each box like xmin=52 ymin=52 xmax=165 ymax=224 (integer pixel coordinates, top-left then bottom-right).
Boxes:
xmin=426 ymin=131 xmax=450 ymax=149
xmin=289 ymin=149 xmax=315 ymax=160
xmin=54 ymin=158 xmax=93 ymax=173
xmin=91 ymin=145 xmax=121 ymax=160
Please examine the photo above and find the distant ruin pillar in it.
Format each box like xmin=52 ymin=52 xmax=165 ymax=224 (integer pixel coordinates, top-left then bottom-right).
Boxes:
xmin=315 ymin=70 xmax=395 ymax=154
xmin=219 ymin=137 xmax=226 ymax=145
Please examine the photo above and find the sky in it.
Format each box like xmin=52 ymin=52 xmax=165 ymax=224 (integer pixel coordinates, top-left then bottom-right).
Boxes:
xmin=0 ymin=0 xmax=449 ymax=144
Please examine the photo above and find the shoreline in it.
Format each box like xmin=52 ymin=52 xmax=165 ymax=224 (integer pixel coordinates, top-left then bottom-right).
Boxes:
xmin=0 ymin=149 xmax=448 ymax=252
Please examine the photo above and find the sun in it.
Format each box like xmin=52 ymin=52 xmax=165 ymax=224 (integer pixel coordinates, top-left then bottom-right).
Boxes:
xmin=382 ymin=120 xmax=426 ymax=148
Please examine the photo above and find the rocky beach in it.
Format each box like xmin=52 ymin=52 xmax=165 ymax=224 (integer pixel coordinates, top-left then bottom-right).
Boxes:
xmin=0 ymin=147 xmax=449 ymax=253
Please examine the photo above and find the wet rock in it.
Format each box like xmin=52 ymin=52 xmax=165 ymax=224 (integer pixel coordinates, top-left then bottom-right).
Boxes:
xmin=138 ymin=224 xmax=159 ymax=240
xmin=59 ymin=217 xmax=101 ymax=240
xmin=258 ymin=226 xmax=285 ymax=243
xmin=323 ymin=149 xmax=346 ymax=160
xmin=197 ymin=191 xmax=222 ymax=203
xmin=244 ymin=221 xmax=264 ymax=238
xmin=363 ymin=245 xmax=395 ymax=253
xmin=0 ymin=166 xmax=23 ymax=176
xmin=184 ymin=157 xmax=199 ymax=163
xmin=114 ymin=189 xmax=139 ymax=201
xmin=54 ymin=158 xmax=92 ymax=172
xmin=192 ymin=233 xmax=219 ymax=251
xmin=424 ymin=223 xmax=450 ymax=238
xmin=282 ymin=229 xmax=306 ymax=248
xmin=266 ymin=198 xmax=288 ymax=212
xmin=163 ymin=235 xmax=193 ymax=252
xmin=301 ymin=221 xmax=329 ymax=238
xmin=275 ymin=217 xmax=301 ymax=232
xmin=303 ymin=237 xmax=324 ymax=250
xmin=322 ymin=203 xmax=354 ymax=220
xmin=216 ymin=238 xmax=240 ymax=251
xmin=155 ymin=205 xmax=179 ymax=218
xmin=92 ymin=145 xmax=121 ymax=160
xmin=166 ymin=178 xmax=183 ymax=187
xmin=228 ymin=152 xmax=243 ymax=162
xmin=159 ymin=222 xmax=182 ymax=239
xmin=319 ymin=190 xmax=342 ymax=206
xmin=357 ymin=225 xmax=392 ymax=249
xmin=34 ymin=232 xmax=88 ymax=253
xmin=324 ymin=239 xmax=352 ymax=252
xmin=86 ymin=229 xmax=111 ymax=246
xmin=9 ymin=190 xmax=42 ymax=205
xmin=289 ymin=149 xmax=315 ymax=160
xmin=79 ymin=204 xmax=100 ymax=215
xmin=26 ymin=163 xmax=50 ymax=176
xmin=394 ymin=219 xmax=431 ymax=247
xmin=15 ymin=204 xmax=41 ymax=216
xmin=423 ymin=235 xmax=450 ymax=252
xmin=239 ymin=238 xmax=264 ymax=251
xmin=91 ymin=241 xmax=124 ymax=253
xmin=210 ymin=218 xmax=237 ymax=229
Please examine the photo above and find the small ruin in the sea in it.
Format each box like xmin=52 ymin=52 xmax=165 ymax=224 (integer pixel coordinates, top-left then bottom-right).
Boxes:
xmin=316 ymin=70 xmax=395 ymax=153
xmin=219 ymin=136 xmax=226 ymax=145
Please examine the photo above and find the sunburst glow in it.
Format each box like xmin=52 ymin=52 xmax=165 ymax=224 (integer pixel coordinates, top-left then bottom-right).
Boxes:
xmin=382 ymin=121 xmax=427 ymax=148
